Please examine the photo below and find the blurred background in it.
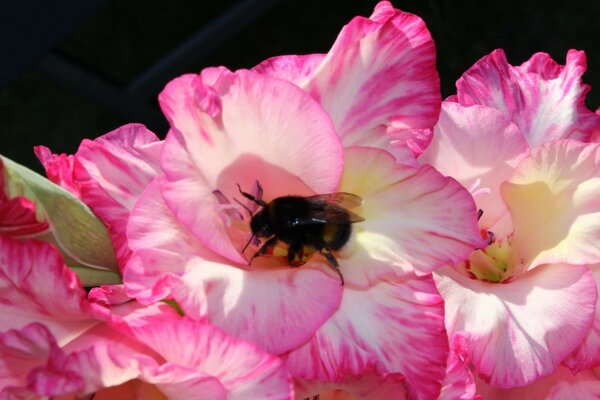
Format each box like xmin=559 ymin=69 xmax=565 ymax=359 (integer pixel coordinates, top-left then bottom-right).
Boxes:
xmin=1 ymin=0 xmax=599 ymax=172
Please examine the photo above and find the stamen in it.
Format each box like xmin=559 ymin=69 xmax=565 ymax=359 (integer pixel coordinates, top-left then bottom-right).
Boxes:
xmin=468 ymin=178 xmax=492 ymax=197
xmin=212 ymin=190 xmax=244 ymax=226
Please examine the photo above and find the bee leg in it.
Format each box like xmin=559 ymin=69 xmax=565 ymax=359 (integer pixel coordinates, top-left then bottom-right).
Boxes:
xmin=287 ymin=242 xmax=305 ymax=267
xmin=319 ymin=247 xmax=344 ymax=286
xmin=249 ymin=236 xmax=277 ymax=265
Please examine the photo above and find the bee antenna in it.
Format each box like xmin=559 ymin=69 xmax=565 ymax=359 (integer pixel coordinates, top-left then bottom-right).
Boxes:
xmin=233 ymin=197 xmax=253 ymax=216
xmin=237 ymin=183 xmax=267 ymax=207
xmin=242 ymin=234 xmax=256 ymax=253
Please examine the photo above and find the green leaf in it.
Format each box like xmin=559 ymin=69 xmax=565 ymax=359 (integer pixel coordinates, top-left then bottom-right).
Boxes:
xmin=69 ymin=265 xmax=122 ymax=286
xmin=1 ymin=155 xmax=118 ymax=270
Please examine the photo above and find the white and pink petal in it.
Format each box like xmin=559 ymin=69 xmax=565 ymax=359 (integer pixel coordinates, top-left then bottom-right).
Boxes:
xmin=456 ymin=49 xmax=600 ymax=146
xmin=475 ymin=366 xmax=600 ymax=400
xmin=434 ymin=264 xmax=596 ymax=388
xmin=131 ymin=320 xmax=294 ymax=399
xmin=501 ymin=140 xmax=600 ymax=269
xmin=419 ymin=102 xmax=530 ymax=229
xmin=564 ymin=264 xmax=600 ymax=372
xmin=302 ymin=1 xmax=440 ymax=162
xmin=337 ymin=147 xmax=484 ymax=285
xmin=0 ymin=235 xmax=106 ymax=344
xmin=283 ymin=277 xmax=448 ymax=400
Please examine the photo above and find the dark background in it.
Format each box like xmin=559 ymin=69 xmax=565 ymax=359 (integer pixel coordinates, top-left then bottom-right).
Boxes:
xmin=1 ymin=0 xmax=599 ymax=172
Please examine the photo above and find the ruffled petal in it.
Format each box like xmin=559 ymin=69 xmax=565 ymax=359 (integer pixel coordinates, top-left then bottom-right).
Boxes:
xmin=438 ymin=349 xmax=479 ymax=400
xmin=434 ymin=264 xmax=596 ymax=388
xmin=0 ymin=323 xmax=57 ymax=393
xmin=564 ymin=264 xmax=600 ymax=372
xmin=0 ymin=236 xmax=105 ymax=345
xmin=283 ymin=277 xmax=448 ymax=400
xmin=501 ymin=140 xmax=600 ymax=268
xmin=337 ymin=147 xmax=484 ymax=285
xmin=158 ymin=69 xmax=343 ymax=262
xmin=253 ymin=54 xmax=325 ymax=87
xmin=169 ymin=260 xmax=342 ymax=356
xmin=475 ymin=366 xmax=600 ymax=400
xmin=132 ymin=320 xmax=293 ymax=400
xmin=73 ymin=123 xmax=162 ymax=267
xmin=419 ymin=102 xmax=530 ymax=229
xmin=303 ymin=1 xmax=440 ymax=161
xmin=456 ymin=49 xmax=600 ymax=146
xmin=34 ymin=146 xmax=81 ymax=198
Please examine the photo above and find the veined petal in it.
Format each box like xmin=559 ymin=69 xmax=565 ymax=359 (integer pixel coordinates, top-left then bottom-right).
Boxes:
xmin=73 ymin=124 xmax=162 ymax=267
xmin=304 ymin=1 xmax=440 ymax=161
xmin=283 ymin=277 xmax=448 ymax=400
xmin=34 ymin=146 xmax=81 ymax=198
xmin=132 ymin=320 xmax=294 ymax=400
xmin=337 ymin=147 xmax=483 ymax=284
xmin=0 ymin=236 xmax=105 ymax=345
xmin=419 ymin=102 xmax=530 ymax=229
xmin=434 ymin=264 xmax=596 ymax=388
xmin=475 ymin=366 xmax=600 ymax=400
xmin=125 ymin=180 xmax=219 ymax=303
xmin=0 ymin=323 xmax=57 ymax=393
xmin=456 ymin=49 xmax=600 ymax=146
xmin=501 ymin=140 xmax=600 ymax=268
xmin=158 ymin=69 xmax=343 ymax=262
xmin=253 ymin=54 xmax=325 ymax=87
xmin=438 ymin=349 xmax=479 ymax=400
xmin=564 ymin=264 xmax=600 ymax=372
xmin=169 ymin=260 xmax=342 ymax=356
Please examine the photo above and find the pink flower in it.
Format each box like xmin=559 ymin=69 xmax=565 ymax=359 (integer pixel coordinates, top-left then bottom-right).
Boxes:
xmin=0 ymin=235 xmax=293 ymax=399
xmin=124 ymin=2 xmax=483 ymax=399
xmin=421 ymin=95 xmax=600 ymax=386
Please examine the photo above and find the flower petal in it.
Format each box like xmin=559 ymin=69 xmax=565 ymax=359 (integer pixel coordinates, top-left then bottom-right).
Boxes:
xmin=303 ymin=1 xmax=440 ymax=161
xmin=0 ymin=323 xmax=57 ymax=393
xmin=438 ymin=349 xmax=479 ymax=400
xmin=564 ymin=264 xmax=600 ymax=372
xmin=34 ymin=146 xmax=81 ymax=198
xmin=475 ymin=366 xmax=600 ymax=400
xmin=501 ymin=140 xmax=600 ymax=268
xmin=73 ymin=123 xmax=162 ymax=267
xmin=456 ymin=49 xmax=600 ymax=146
xmin=158 ymin=69 xmax=343 ymax=262
xmin=434 ymin=264 xmax=596 ymax=388
xmin=132 ymin=320 xmax=294 ymax=400
xmin=337 ymin=146 xmax=484 ymax=284
xmin=419 ymin=102 xmax=530 ymax=229
xmin=0 ymin=236 xmax=105 ymax=345
xmin=253 ymin=54 xmax=325 ymax=87
xmin=283 ymin=277 xmax=448 ymax=400
xmin=169 ymin=260 xmax=342 ymax=356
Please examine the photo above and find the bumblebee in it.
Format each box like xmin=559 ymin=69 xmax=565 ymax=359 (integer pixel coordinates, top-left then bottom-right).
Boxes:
xmin=237 ymin=183 xmax=364 ymax=285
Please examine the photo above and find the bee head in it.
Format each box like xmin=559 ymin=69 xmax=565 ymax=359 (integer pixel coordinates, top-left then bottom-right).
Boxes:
xmin=250 ymin=208 xmax=272 ymax=237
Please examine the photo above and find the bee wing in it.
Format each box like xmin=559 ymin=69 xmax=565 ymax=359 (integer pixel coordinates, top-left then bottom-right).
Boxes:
xmin=286 ymin=193 xmax=365 ymax=227
xmin=305 ymin=192 xmax=364 ymax=209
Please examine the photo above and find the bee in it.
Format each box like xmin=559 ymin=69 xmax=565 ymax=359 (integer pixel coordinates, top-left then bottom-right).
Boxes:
xmin=236 ymin=182 xmax=364 ymax=285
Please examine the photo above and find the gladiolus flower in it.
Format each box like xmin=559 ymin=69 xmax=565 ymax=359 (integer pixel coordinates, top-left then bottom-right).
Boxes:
xmin=123 ymin=3 xmax=483 ymax=399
